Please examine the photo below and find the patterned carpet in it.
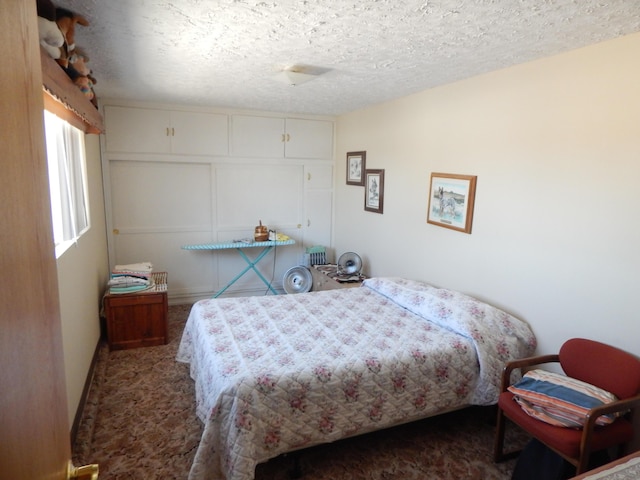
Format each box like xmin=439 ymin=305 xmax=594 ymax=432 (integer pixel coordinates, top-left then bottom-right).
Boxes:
xmin=73 ymin=304 xmax=529 ymax=479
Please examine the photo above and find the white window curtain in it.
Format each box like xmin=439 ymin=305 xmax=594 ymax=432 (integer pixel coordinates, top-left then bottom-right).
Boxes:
xmin=44 ymin=110 xmax=89 ymax=255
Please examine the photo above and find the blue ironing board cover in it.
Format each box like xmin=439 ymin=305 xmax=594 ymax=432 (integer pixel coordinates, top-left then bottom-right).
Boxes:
xmin=182 ymin=239 xmax=295 ymax=250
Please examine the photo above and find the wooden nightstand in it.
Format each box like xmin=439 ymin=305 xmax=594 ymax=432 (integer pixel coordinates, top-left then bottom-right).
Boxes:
xmin=103 ymin=272 xmax=168 ymax=351
xmin=310 ymin=265 xmax=365 ymax=291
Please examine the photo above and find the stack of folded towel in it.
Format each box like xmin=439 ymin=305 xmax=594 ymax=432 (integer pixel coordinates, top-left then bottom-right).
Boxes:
xmin=109 ymin=262 xmax=154 ymax=294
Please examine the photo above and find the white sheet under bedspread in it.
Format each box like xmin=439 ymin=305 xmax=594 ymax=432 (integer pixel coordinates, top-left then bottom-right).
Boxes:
xmin=177 ymin=277 xmax=536 ymax=480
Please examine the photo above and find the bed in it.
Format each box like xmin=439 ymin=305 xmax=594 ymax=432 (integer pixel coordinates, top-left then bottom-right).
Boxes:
xmin=177 ymin=277 xmax=537 ymax=480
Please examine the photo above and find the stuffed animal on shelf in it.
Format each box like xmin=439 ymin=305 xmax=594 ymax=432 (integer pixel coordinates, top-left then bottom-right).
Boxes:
xmin=55 ymin=7 xmax=89 ymax=67
xmin=74 ymin=75 xmax=95 ymax=100
xmin=37 ymin=0 xmax=65 ymax=60
xmin=37 ymin=1 xmax=98 ymax=101
xmin=55 ymin=7 xmax=89 ymax=51
xmin=65 ymin=47 xmax=91 ymax=78
xmin=64 ymin=47 xmax=97 ymax=99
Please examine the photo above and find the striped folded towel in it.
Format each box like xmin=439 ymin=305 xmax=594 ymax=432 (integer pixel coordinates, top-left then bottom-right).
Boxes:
xmin=508 ymin=369 xmax=619 ymax=428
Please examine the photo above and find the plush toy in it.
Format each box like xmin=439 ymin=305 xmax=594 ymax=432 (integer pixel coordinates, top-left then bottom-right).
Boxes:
xmin=37 ymin=2 xmax=97 ymax=100
xmin=73 ymin=75 xmax=95 ymax=100
xmin=55 ymin=7 xmax=89 ymax=53
xmin=64 ymin=47 xmax=91 ymax=79
xmin=37 ymin=0 xmax=65 ymax=59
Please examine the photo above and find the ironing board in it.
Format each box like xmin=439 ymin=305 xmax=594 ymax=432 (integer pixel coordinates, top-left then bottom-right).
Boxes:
xmin=182 ymin=239 xmax=296 ymax=297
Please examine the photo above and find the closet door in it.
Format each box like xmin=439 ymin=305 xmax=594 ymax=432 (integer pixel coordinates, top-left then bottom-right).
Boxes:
xmin=170 ymin=111 xmax=229 ymax=156
xmin=104 ymin=106 xmax=171 ymax=153
xmin=285 ymin=118 xmax=334 ymax=159
xmin=304 ymin=165 xmax=333 ymax=248
xmin=104 ymin=106 xmax=229 ymax=156
xmin=230 ymin=115 xmax=334 ymax=159
xmin=108 ymin=160 xmax=216 ymax=298
xmin=231 ymin=115 xmax=284 ymax=157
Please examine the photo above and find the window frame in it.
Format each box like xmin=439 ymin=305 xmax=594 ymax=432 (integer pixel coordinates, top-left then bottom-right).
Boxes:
xmin=43 ymin=109 xmax=91 ymax=258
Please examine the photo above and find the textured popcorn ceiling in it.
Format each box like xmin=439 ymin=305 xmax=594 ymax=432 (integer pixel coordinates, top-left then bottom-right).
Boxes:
xmin=59 ymin=0 xmax=640 ymax=116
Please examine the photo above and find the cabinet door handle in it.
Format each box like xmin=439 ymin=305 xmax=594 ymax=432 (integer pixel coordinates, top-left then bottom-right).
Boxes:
xmin=307 ymin=219 xmax=311 ymax=227
xmin=171 ymin=127 xmax=175 ymax=136
xmin=281 ymin=134 xmax=286 ymax=143
xmin=308 ymin=173 xmax=311 ymax=181
xmin=286 ymin=133 xmax=290 ymax=142
xmin=166 ymin=127 xmax=170 ymax=136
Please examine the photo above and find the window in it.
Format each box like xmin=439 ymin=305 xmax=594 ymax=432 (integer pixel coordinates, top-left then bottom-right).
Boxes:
xmin=43 ymin=110 xmax=90 ymax=257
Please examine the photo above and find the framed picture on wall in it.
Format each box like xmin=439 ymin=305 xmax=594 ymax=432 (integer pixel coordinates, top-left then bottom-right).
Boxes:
xmin=427 ymin=173 xmax=477 ymax=234
xmin=364 ymin=169 xmax=384 ymax=214
xmin=346 ymin=151 xmax=366 ymax=186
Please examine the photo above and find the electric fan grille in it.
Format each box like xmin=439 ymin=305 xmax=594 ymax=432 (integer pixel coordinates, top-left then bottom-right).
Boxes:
xmin=337 ymin=252 xmax=362 ymax=275
xmin=283 ymin=266 xmax=313 ymax=294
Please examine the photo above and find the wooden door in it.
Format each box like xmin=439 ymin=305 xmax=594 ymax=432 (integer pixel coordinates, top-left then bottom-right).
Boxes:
xmin=0 ymin=3 xmax=71 ymax=479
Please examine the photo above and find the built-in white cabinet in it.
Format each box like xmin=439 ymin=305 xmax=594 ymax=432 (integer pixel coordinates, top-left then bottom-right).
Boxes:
xmin=304 ymin=165 xmax=333 ymax=249
xmin=231 ymin=115 xmax=333 ymax=159
xmin=286 ymin=118 xmax=334 ymax=159
xmin=104 ymin=105 xmax=228 ymax=156
xmin=101 ymin=103 xmax=334 ymax=300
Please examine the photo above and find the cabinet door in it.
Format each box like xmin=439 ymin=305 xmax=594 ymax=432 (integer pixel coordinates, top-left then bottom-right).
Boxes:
xmin=285 ymin=118 xmax=334 ymax=159
xmin=305 ymin=189 xmax=332 ymax=248
xmin=171 ymin=111 xmax=229 ymax=156
xmin=104 ymin=106 xmax=171 ymax=153
xmin=231 ymin=115 xmax=284 ymax=157
xmin=305 ymin=164 xmax=333 ymax=189
xmin=304 ymin=165 xmax=333 ymax=248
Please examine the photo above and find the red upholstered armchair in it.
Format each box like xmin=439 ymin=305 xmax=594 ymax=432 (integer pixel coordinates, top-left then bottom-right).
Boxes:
xmin=494 ymin=338 xmax=640 ymax=475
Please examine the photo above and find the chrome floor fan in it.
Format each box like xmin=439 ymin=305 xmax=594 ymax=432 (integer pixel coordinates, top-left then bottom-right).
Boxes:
xmin=283 ymin=266 xmax=313 ymax=294
xmin=337 ymin=252 xmax=362 ymax=275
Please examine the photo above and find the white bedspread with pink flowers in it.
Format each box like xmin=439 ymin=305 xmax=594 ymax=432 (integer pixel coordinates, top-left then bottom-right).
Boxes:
xmin=177 ymin=277 xmax=536 ymax=480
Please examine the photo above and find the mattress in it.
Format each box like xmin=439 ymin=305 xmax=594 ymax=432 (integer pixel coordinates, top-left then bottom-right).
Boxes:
xmin=177 ymin=277 xmax=536 ymax=479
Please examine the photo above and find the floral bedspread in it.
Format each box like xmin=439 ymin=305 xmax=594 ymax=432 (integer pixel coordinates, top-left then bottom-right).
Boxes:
xmin=176 ymin=277 xmax=536 ymax=480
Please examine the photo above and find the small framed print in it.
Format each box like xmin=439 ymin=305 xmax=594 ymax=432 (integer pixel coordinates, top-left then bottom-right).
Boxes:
xmin=346 ymin=151 xmax=366 ymax=186
xmin=427 ymin=172 xmax=477 ymax=233
xmin=364 ymin=169 xmax=384 ymax=214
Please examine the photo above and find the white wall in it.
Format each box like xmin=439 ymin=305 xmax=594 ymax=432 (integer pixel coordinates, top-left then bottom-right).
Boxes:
xmin=334 ymin=33 xmax=640 ymax=359
xmin=57 ymin=133 xmax=110 ymax=429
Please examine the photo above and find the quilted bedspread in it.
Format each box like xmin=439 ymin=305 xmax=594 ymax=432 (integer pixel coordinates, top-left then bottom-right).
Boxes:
xmin=176 ymin=277 xmax=536 ymax=480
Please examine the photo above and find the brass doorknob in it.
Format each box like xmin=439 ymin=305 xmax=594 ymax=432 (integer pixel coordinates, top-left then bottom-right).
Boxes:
xmin=67 ymin=461 xmax=99 ymax=480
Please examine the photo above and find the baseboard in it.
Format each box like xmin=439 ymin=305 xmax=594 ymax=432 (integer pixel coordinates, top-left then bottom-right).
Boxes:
xmin=169 ymin=287 xmax=286 ymax=305
xmin=69 ymin=337 xmax=102 ymax=446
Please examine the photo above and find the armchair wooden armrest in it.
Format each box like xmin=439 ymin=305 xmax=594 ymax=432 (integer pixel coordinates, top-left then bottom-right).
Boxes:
xmin=579 ymin=393 xmax=640 ymax=471
xmin=499 ymin=353 xmax=560 ymax=392
xmin=586 ymin=394 xmax=640 ymax=425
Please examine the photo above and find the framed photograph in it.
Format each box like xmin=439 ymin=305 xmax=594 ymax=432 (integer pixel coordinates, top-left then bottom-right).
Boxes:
xmin=427 ymin=173 xmax=477 ymax=234
xmin=364 ymin=169 xmax=384 ymax=214
xmin=346 ymin=151 xmax=366 ymax=186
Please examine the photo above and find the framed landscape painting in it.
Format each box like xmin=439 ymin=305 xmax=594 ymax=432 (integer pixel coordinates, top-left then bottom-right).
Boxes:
xmin=427 ymin=173 xmax=477 ymax=233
